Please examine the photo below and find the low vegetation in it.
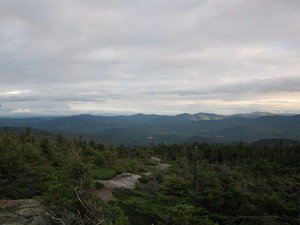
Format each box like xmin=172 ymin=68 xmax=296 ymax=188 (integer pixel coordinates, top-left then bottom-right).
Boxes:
xmin=0 ymin=128 xmax=299 ymax=224
xmin=91 ymin=167 xmax=117 ymax=180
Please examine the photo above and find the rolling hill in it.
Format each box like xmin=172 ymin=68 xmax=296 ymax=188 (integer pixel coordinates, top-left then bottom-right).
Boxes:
xmin=0 ymin=112 xmax=299 ymax=146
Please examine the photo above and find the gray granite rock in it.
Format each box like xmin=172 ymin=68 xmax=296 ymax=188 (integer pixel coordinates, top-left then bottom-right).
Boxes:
xmin=0 ymin=199 xmax=52 ymax=225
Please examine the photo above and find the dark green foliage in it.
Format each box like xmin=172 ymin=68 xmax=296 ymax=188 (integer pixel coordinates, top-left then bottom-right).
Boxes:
xmin=94 ymin=181 xmax=105 ymax=189
xmin=91 ymin=167 xmax=117 ymax=180
xmin=112 ymin=141 xmax=299 ymax=225
xmin=117 ymin=158 xmax=152 ymax=174
xmin=147 ymin=142 xmax=300 ymax=225
xmin=0 ymin=131 xmax=129 ymax=224
xmin=160 ymin=175 xmax=190 ymax=197
xmin=0 ymin=130 xmax=299 ymax=225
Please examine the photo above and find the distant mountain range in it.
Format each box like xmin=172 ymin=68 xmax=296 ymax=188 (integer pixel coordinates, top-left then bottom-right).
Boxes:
xmin=0 ymin=112 xmax=299 ymax=146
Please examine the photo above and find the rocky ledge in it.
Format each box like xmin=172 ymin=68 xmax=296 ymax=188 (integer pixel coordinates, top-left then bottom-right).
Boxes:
xmin=0 ymin=199 xmax=52 ymax=225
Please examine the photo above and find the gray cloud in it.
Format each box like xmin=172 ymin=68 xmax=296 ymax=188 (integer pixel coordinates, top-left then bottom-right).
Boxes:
xmin=211 ymin=76 xmax=300 ymax=96
xmin=1 ymin=0 xmax=300 ymax=116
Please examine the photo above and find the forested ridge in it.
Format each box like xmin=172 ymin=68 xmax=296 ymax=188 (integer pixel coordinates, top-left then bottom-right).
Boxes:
xmin=1 ymin=113 xmax=300 ymax=146
xmin=0 ymin=129 xmax=299 ymax=224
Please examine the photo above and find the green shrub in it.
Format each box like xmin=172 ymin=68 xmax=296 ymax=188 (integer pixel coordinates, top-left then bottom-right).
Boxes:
xmin=91 ymin=167 xmax=117 ymax=180
xmin=40 ymin=182 xmax=75 ymax=207
xmin=112 ymin=188 xmax=146 ymax=201
xmin=94 ymin=181 xmax=105 ymax=189
xmin=117 ymin=158 xmax=150 ymax=174
xmin=114 ymin=166 xmax=126 ymax=174
xmin=138 ymin=174 xmax=151 ymax=184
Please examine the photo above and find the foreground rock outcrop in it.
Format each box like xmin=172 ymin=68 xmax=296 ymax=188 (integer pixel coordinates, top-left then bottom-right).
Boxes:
xmin=0 ymin=199 xmax=51 ymax=225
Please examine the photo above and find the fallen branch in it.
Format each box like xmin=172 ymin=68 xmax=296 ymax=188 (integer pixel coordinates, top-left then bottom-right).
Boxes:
xmin=74 ymin=187 xmax=89 ymax=211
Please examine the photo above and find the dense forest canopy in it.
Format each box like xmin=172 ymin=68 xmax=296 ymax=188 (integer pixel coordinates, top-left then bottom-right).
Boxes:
xmin=0 ymin=129 xmax=299 ymax=224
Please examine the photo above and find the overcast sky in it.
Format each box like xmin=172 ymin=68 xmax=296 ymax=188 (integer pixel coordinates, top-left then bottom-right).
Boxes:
xmin=1 ymin=0 xmax=300 ymax=117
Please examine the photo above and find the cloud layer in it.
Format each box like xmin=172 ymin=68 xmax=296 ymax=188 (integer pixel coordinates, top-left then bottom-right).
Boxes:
xmin=1 ymin=0 xmax=300 ymax=116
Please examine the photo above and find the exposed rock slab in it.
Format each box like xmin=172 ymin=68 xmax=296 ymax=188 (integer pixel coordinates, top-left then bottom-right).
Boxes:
xmin=0 ymin=199 xmax=51 ymax=225
xmin=92 ymin=187 xmax=115 ymax=202
xmin=94 ymin=173 xmax=141 ymax=202
xmin=99 ymin=173 xmax=141 ymax=189
xmin=94 ymin=163 xmax=169 ymax=202
xmin=156 ymin=163 xmax=170 ymax=170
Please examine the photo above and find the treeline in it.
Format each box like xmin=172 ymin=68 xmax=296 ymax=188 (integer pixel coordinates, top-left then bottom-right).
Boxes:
xmin=0 ymin=129 xmax=299 ymax=224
